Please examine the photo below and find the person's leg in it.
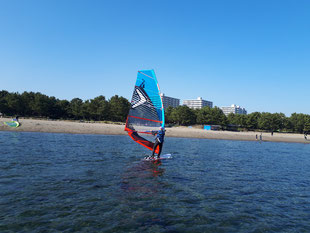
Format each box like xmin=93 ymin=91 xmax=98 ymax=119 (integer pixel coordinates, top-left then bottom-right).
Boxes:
xmin=157 ymin=143 xmax=163 ymax=157
xmin=152 ymin=140 xmax=159 ymax=157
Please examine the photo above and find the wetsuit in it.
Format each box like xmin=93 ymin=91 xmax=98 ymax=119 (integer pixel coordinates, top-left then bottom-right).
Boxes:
xmin=152 ymin=129 xmax=165 ymax=157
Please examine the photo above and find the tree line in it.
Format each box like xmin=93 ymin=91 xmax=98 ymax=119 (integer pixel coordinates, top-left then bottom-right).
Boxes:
xmin=1 ymin=90 xmax=309 ymax=133
xmin=0 ymin=90 xmax=130 ymax=122
xmin=165 ymin=106 xmax=310 ymax=134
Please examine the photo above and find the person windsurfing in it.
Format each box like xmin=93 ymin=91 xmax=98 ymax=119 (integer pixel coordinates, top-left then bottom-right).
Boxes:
xmin=151 ymin=126 xmax=165 ymax=158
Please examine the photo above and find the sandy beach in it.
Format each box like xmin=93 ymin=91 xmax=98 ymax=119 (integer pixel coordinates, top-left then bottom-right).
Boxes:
xmin=1 ymin=117 xmax=309 ymax=144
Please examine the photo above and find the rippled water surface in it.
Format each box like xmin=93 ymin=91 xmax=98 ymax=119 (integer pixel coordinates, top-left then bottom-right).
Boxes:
xmin=1 ymin=131 xmax=310 ymax=232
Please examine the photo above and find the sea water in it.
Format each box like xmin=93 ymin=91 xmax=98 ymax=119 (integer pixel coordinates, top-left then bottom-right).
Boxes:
xmin=0 ymin=131 xmax=310 ymax=232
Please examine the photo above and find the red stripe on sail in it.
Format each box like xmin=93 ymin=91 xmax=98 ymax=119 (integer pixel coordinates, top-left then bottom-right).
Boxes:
xmin=127 ymin=131 xmax=159 ymax=154
xmin=127 ymin=115 xmax=162 ymax=123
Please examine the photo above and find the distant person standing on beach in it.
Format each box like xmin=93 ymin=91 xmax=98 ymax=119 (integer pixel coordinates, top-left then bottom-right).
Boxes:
xmin=13 ymin=116 xmax=19 ymax=122
xmin=259 ymin=133 xmax=262 ymax=141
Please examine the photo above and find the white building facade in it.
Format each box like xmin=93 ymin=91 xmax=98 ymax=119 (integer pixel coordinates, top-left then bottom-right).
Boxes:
xmin=183 ymin=97 xmax=213 ymax=109
xmin=160 ymin=93 xmax=180 ymax=109
xmin=221 ymin=104 xmax=247 ymax=116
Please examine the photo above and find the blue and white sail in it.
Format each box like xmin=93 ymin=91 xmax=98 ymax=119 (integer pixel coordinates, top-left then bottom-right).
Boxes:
xmin=125 ymin=70 xmax=164 ymax=153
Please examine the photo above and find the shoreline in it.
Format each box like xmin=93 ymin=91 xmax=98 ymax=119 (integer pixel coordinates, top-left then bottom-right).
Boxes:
xmin=1 ymin=117 xmax=309 ymax=144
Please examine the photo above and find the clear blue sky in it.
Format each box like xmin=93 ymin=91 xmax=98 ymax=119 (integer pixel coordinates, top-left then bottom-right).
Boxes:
xmin=1 ymin=0 xmax=309 ymax=116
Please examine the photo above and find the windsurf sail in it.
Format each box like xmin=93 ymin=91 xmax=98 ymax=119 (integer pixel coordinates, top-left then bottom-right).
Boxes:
xmin=4 ymin=121 xmax=20 ymax=128
xmin=125 ymin=70 xmax=165 ymax=154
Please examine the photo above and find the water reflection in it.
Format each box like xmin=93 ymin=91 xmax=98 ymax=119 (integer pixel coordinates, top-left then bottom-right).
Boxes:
xmin=121 ymin=159 xmax=165 ymax=197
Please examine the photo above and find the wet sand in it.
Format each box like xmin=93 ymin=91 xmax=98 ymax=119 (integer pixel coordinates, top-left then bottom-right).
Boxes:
xmin=1 ymin=118 xmax=309 ymax=144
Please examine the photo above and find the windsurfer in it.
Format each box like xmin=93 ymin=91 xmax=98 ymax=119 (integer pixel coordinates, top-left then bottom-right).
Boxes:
xmin=151 ymin=127 xmax=165 ymax=158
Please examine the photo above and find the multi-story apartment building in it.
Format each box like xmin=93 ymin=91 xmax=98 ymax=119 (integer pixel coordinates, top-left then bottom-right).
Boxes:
xmin=221 ymin=104 xmax=247 ymax=116
xmin=160 ymin=93 xmax=180 ymax=109
xmin=183 ymin=97 xmax=213 ymax=109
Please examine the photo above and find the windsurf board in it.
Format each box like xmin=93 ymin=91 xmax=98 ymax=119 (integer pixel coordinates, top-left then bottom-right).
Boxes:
xmin=143 ymin=154 xmax=172 ymax=161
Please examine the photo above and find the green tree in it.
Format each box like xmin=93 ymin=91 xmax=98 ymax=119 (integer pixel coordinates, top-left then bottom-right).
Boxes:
xmin=289 ymin=113 xmax=306 ymax=133
xmin=258 ymin=112 xmax=273 ymax=130
xmin=29 ymin=93 xmax=55 ymax=117
xmin=69 ymin=98 xmax=84 ymax=119
xmin=245 ymin=112 xmax=261 ymax=130
xmin=237 ymin=114 xmax=247 ymax=128
xmin=271 ymin=113 xmax=286 ymax=131
xmin=109 ymin=95 xmax=130 ymax=122
xmin=164 ymin=106 xmax=174 ymax=124
xmin=197 ymin=106 xmax=227 ymax=126
xmin=282 ymin=116 xmax=293 ymax=132
xmin=0 ymin=90 xmax=10 ymax=115
xmin=227 ymin=113 xmax=238 ymax=125
xmin=303 ymin=115 xmax=310 ymax=133
xmin=258 ymin=112 xmax=288 ymax=132
xmin=170 ymin=105 xmax=196 ymax=125
xmin=227 ymin=113 xmax=247 ymax=128
xmin=196 ymin=106 xmax=212 ymax=124
xmin=87 ymin=96 xmax=110 ymax=121
xmin=53 ymin=99 xmax=70 ymax=119
xmin=81 ymin=100 xmax=91 ymax=120
xmin=20 ymin=92 xmax=36 ymax=116
xmin=5 ymin=92 xmax=24 ymax=116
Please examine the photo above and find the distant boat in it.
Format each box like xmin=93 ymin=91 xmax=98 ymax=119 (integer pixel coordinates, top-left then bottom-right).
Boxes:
xmin=4 ymin=121 xmax=20 ymax=128
xmin=125 ymin=70 xmax=165 ymax=154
